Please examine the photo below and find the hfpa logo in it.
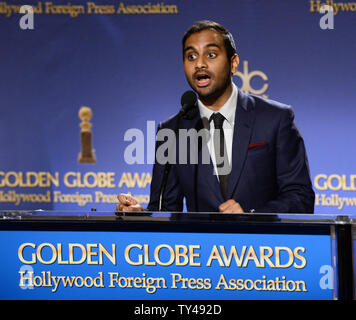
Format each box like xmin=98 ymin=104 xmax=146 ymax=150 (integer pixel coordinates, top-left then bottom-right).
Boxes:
xmin=234 ymin=61 xmax=269 ymax=98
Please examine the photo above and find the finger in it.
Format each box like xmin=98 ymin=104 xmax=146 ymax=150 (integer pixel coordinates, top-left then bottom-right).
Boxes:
xmin=218 ymin=201 xmax=228 ymax=212
xmin=116 ymin=203 xmax=125 ymax=211
xmin=220 ymin=202 xmax=235 ymax=213
xmin=225 ymin=202 xmax=244 ymax=213
xmin=131 ymin=204 xmax=144 ymax=212
xmin=122 ymin=204 xmax=143 ymax=212
xmin=117 ymin=193 xmax=130 ymax=204
xmin=117 ymin=193 xmax=138 ymax=205
xmin=219 ymin=199 xmax=236 ymax=212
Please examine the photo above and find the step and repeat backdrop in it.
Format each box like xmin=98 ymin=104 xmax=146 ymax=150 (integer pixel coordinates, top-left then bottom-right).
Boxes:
xmin=0 ymin=0 xmax=355 ymax=213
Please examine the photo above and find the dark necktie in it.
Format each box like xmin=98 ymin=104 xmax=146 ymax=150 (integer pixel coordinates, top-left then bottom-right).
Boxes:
xmin=210 ymin=112 xmax=229 ymax=199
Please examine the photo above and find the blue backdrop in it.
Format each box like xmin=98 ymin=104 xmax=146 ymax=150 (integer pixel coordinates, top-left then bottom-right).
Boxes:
xmin=0 ymin=0 xmax=355 ymax=213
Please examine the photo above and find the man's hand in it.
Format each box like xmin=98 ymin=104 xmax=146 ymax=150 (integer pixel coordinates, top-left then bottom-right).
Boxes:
xmin=116 ymin=193 xmax=144 ymax=212
xmin=218 ymin=199 xmax=244 ymax=213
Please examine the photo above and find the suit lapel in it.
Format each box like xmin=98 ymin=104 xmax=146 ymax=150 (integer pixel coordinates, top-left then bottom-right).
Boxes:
xmin=226 ymin=90 xmax=256 ymax=199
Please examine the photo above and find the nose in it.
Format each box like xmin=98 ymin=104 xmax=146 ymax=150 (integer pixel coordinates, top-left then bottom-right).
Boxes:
xmin=195 ymin=55 xmax=207 ymax=70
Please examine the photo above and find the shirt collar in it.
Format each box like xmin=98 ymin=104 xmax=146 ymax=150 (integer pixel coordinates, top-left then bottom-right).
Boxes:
xmin=198 ymin=82 xmax=238 ymax=126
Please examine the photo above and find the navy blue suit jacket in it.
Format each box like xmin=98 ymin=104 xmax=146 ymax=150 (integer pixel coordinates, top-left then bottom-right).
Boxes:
xmin=147 ymin=90 xmax=315 ymax=213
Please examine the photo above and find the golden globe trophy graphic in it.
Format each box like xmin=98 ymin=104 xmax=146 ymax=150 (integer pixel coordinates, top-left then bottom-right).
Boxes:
xmin=78 ymin=106 xmax=96 ymax=163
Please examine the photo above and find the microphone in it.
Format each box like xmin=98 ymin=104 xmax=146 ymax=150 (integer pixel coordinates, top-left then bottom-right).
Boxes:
xmin=158 ymin=91 xmax=197 ymax=211
xmin=179 ymin=90 xmax=197 ymax=117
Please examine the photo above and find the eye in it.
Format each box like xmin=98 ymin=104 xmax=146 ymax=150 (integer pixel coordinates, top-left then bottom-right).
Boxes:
xmin=208 ymin=52 xmax=217 ymax=58
xmin=187 ymin=52 xmax=197 ymax=61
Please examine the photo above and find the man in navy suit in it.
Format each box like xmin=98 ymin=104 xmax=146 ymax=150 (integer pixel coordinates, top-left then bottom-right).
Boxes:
xmin=117 ymin=20 xmax=315 ymax=213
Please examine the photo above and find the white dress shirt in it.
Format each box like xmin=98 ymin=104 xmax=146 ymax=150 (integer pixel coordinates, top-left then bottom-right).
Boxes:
xmin=197 ymin=82 xmax=238 ymax=178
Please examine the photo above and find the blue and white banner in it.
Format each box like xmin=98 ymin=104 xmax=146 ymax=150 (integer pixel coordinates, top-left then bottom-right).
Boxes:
xmin=0 ymin=229 xmax=334 ymax=299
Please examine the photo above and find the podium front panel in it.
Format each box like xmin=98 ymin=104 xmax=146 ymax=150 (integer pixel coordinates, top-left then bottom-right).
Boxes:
xmin=0 ymin=211 xmax=345 ymax=300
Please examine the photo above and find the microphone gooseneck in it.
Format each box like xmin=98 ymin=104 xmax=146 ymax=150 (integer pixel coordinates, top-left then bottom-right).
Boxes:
xmin=158 ymin=91 xmax=197 ymax=211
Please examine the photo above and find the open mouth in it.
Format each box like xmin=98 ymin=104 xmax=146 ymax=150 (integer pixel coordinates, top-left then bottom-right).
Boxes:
xmin=195 ymin=73 xmax=211 ymax=87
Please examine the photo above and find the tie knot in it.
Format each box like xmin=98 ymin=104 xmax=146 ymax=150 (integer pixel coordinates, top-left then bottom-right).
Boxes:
xmin=210 ymin=112 xmax=225 ymax=129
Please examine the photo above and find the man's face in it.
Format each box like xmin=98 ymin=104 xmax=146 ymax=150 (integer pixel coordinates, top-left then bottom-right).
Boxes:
xmin=183 ymin=29 xmax=239 ymax=103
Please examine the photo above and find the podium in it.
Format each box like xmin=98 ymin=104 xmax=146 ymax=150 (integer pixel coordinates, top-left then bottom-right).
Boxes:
xmin=0 ymin=211 xmax=354 ymax=300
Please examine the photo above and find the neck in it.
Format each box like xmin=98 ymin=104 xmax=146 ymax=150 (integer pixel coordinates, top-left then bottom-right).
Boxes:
xmin=199 ymin=82 xmax=233 ymax=111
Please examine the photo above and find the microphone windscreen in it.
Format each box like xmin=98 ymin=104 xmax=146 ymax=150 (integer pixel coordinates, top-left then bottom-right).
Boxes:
xmin=181 ymin=90 xmax=197 ymax=108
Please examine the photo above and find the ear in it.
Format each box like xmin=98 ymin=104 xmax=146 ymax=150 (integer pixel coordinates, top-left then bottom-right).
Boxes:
xmin=230 ymin=54 xmax=239 ymax=74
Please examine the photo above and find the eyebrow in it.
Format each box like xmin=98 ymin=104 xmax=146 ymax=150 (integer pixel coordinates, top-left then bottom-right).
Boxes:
xmin=183 ymin=43 xmax=221 ymax=53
